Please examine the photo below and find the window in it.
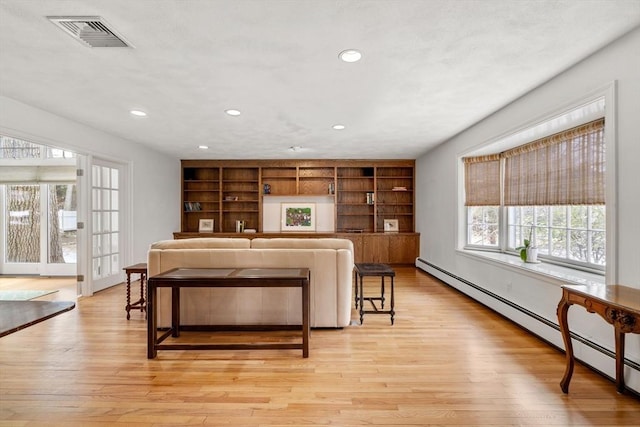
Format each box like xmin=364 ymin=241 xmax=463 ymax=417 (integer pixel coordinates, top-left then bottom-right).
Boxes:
xmin=467 ymin=206 xmax=500 ymax=247
xmin=463 ymin=101 xmax=606 ymax=272
xmin=507 ymin=205 xmax=605 ymax=269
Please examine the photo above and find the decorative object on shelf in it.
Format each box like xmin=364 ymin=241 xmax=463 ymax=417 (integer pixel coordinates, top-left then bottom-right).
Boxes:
xmin=516 ymin=227 xmax=539 ymax=263
xmin=366 ymin=192 xmax=375 ymax=205
xmin=225 ymin=196 xmax=238 ymax=201
xmin=281 ymin=203 xmax=316 ymax=232
xmin=263 ymin=183 xmax=271 ymax=194
xmin=198 ymin=219 xmax=214 ymax=233
xmin=392 ymin=186 xmax=408 ymax=191
xmin=328 ymin=182 xmax=335 ymax=195
xmin=235 ymin=220 xmax=246 ymax=233
xmin=184 ymin=202 xmax=201 ymax=211
xmin=383 ymin=219 xmax=399 ymax=233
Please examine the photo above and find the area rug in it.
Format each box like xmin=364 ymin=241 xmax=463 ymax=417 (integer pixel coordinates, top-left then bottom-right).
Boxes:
xmin=0 ymin=289 xmax=58 ymax=301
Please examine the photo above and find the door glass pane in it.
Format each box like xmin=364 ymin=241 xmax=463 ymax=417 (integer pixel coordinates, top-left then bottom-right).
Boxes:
xmin=102 ymin=212 xmax=110 ymax=233
xmin=92 ymin=188 xmax=100 ymax=210
xmin=93 ymin=257 xmax=102 ymax=279
xmin=101 ymin=189 xmax=110 ymax=211
xmin=111 ymin=253 xmax=119 ymax=274
xmin=111 ymin=169 xmax=119 ymax=189
xmin=101 ymin=167 xmax=110 ymax=188
xmin=111 ymin=212 xmax=119 ymax=232
xmin=48 ymin=184 xmax=77 ymax=264
xmin=5 ymin=185 xmax=40 ymax=263
xmin=91 ymin=163 xmax=120 ymax=286
xmin=111 ymin=189 xmax=118 ymax=210
xmin=92 ymin=165 xmax=101 ymax=187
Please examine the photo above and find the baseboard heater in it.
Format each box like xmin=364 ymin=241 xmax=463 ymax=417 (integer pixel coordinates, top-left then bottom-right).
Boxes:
xmin=416 ymin=257 xmax=640 ymax=377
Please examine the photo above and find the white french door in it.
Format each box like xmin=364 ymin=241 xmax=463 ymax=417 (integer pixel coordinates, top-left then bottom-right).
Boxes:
xmin=89 ymin=160 xmax=124 ymax=292
xmin=1 ymin=183 xmax=77 ymax=276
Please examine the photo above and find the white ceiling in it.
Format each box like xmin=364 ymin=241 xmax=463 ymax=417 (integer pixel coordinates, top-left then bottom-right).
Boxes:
xmin=1 ymin=1 xmax=639 ymax=160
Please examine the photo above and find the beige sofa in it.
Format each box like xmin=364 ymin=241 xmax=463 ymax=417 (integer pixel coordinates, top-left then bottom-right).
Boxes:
xmin=147 ymin=237 xmax=354 ymax=328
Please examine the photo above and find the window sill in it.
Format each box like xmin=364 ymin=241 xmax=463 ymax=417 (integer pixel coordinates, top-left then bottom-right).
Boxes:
xmin=458 ymin=249 xmax=605 ymax=287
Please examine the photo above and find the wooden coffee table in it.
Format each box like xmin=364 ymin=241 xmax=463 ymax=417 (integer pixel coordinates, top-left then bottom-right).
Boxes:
xmin=147 ymin=267 xmax=310 ymax=358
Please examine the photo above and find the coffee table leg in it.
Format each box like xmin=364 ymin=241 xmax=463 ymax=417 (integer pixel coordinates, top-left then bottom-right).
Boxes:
xmin=172 ymin=287 xmax=180 ymax=337
xmin=302 ymin=278 xmax=310 ymax=358
xmin=359 ymin=274 xmax=365 ymax=324
xmin=147 ymin=284 xmax=156 ymax=359
xmin=390 ymin=276 xmax=395 ymax=325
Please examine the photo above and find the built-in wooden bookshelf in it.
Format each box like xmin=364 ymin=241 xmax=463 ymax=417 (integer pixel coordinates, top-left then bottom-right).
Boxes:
xmin=336 ymin=166 xmax=375 ymax=233
xmin=179 ymin=159 xmax=418 ymax=263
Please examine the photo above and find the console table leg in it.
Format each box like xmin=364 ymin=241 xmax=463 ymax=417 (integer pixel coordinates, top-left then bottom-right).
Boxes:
xmin=615 ymin=329 xmax=626 ymax=393
xmin=557 ymin=298 xmax=574 ymax=393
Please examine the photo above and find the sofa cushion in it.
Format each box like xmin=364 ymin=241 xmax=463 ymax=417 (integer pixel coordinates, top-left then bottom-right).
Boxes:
xmin=150 ymin=238 xmax=251 ymax=249
xmin=251 ymin=238 xmax=353 ymax=252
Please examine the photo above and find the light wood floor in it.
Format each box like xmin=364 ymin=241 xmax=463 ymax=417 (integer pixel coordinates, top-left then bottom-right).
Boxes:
xmin=0 ymin=268 xmax=637 ymax=426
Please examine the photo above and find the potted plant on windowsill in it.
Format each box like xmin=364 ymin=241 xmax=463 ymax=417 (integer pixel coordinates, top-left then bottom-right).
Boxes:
xmin=516 ymin=227 xmax=539 ymax=263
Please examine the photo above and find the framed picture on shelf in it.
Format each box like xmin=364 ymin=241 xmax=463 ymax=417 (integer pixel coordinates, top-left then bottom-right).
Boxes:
xmin=281 ymin=203 xmax=316 ymax=232
xmin=198 ymin=218 xmax=214 ymax=233
xmin=383 ymin=219 xmax=399 ymax=233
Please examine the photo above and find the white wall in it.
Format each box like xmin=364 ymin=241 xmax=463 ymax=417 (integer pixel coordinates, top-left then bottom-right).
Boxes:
xmin=0 ymin=95 xmax=180 ymax=267
xmin=415 ymin=27 xmax=640 ymax=393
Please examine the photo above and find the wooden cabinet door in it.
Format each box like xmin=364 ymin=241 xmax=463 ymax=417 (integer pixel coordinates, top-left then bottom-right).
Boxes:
xmin=362 ymin=234 xmax=389 ymax=263
xmin=388 ymin=234 xmax=418 ymax=264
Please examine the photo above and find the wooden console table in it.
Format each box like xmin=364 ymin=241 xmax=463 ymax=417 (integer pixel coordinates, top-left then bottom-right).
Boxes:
xmin=147 ymin=267 xmax=310 ymax=359
xmin=557 ymin=284 xmax=640 ymax=394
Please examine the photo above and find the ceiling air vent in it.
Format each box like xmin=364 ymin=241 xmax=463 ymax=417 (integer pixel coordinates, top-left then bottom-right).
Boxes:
xmin=47 ymin=16 xmax=133 ymax=48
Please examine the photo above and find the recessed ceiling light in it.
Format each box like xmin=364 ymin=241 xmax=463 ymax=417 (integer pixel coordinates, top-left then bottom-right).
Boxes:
xmin=198 ymin=145 xmax=209 ymax=150
xmin=339 ymin=49 xmax=362 ymax=63
xmin=225 ymin=109 xmax=241 ymax=116
xmin=130 ymin=109 xmax=147 ymax=117
xmin=332 ymin=124 xmax=346 ymax=130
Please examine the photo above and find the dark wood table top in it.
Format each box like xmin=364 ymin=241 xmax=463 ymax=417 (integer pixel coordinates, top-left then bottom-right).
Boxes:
xmin=148 ymin=268 xmax=311 ymax=287
xmin=123 ymin=263 xmax=148 ymax=273
xmin=0 ymin=300 xmax=75 ymax=337
xmin=354 ymin=263 xmax=395 ymax=276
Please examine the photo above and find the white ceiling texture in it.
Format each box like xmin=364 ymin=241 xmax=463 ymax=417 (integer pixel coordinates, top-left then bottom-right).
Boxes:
xmin=1 ymin=0 xmax=639 ymax=160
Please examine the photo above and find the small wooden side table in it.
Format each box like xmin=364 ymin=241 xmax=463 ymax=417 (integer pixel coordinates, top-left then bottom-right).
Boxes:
xmin=123 ymin=263 xmax=147 ymax=320
xmin=354 ymin=263 xmax=396 ymax=325
xmin=557 ymin=284 xmax=640 ymax=394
